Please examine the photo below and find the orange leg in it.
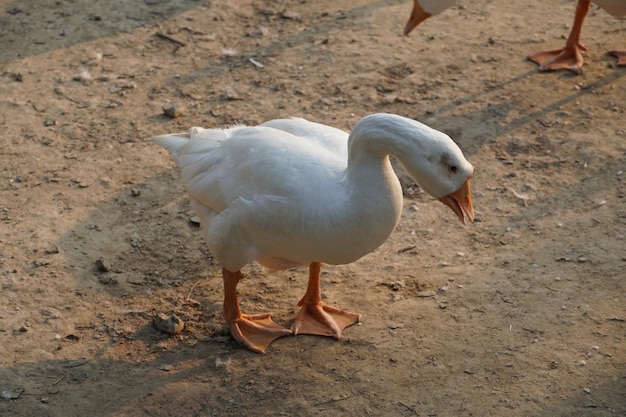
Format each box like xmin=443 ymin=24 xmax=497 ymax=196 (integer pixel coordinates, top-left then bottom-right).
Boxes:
xmin=291 ymin=262 xmax=361 ymax=338
xmin=527 ymin=0 xmax=590 ymax=72
xmin=222 ymin=268 xmax=292 ymax=354
xmin=609 ymin=50 xmax=626 ymax=66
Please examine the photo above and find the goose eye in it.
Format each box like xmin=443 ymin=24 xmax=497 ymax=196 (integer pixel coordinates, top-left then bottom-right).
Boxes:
xmin=449 ymin=166 xmax=458 ymax=174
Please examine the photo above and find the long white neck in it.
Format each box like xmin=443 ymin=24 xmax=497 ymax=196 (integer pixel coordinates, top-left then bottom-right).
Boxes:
xmin=342 ymin=116 xmax=416 ymax=239
xmin=347 ymin=114 xmax=429 ymax=193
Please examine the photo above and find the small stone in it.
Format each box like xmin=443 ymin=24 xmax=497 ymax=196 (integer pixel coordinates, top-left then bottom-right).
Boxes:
xmin=159 ymin=364 xmax=174 ymax=372
xmin=153 ymin=313 xmax=184 ymax=336
xmin=162 ymin=103 xmax=184 ymax=118
xmin=280 ymin=10 xmax=301 ymax=20
xmin=95 ymin=258 xmax=111 ymax=272
xmin=73 ymin=70 xmax=92 ymax=82
xmin=44 ymin=245 xmax=60 ymax=255
xmin=215 ymin=357 xmax=232 ymax=368
xmin=221 ymin=85 xmax=242 ymax=101
xmin=387 ymin=280 xmax=405 ymax=291
xmin=129 ymin=232 xmax=142 ymax=247
xmin=417 ymin=290 xmax=436 ymax=297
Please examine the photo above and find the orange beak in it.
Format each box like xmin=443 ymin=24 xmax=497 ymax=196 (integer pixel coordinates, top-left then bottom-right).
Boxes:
xmin=404 ymin=0 xmax=432 ymax=35
xmin=438 ymin=177 xmax=474 ymax=225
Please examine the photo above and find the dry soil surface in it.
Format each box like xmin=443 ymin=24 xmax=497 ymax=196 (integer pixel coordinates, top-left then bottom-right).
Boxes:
xmin=1 ymin=0 xmax=625 ymax=416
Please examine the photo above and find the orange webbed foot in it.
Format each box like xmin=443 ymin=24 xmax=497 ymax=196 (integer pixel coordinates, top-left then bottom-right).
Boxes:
xmin=291 ymin=300 xmax=361 ymax=338
xmin=527 ymin=43 xmax=587 ymax=73
xmin=222 ymin=268 xmax=291 ymax=354
xmin=291 ymin=262 xmax=361 ymax=338
xmin=228 ymin=313 xmax=292 ymax=354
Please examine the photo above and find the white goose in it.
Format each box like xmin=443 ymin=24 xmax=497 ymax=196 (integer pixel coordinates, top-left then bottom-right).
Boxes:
xmin=154 ymin=113 xmax=475 ymax=353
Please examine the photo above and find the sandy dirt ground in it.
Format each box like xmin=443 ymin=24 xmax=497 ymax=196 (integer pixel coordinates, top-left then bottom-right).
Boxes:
xmin=1 ymin=0 xmax=625 ymax=415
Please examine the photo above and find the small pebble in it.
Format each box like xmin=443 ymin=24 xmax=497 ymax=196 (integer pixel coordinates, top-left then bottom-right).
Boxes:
xmin=221 ymin=85 xmax=241 ymax=101
xmin=130 ymin=232 xmax=142 ymax=248
xmin=153 ymin=313 xmax=184 ymax=335
xmin=95 ymin=258 xmax=111 ymax=272
xmin=45 ymin=245 xmax=60 ymax=255
xmin=162 ymin=103 xmax=184 ymax=118
xmin=73 ymin=70 xmax=92 ymax=82
xmin=215 ymin=357 xmax=232 ymax=368
xmin=280 ymin=10 xmax=301 ymax=20
xmin=387 ymin=280 xmax=405 ymax=291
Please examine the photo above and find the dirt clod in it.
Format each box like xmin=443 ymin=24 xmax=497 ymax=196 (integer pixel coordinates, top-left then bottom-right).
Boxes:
xmin=153 ymin=313 xmax=185 ymax=335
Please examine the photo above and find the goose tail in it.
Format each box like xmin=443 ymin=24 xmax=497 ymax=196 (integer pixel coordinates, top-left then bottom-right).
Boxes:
xmin=153 ymin=133 xmax=190 ymax=160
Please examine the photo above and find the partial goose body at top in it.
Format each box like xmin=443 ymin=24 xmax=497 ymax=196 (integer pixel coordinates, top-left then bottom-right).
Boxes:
xmin=155 ymin=113 xmax=475 ymax=353
xmin=403 ymin=0 xmax=626 ymax=71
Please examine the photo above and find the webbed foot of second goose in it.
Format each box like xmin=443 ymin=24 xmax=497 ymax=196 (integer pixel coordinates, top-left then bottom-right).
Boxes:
xmin=609 ymin=49 xmax=626 ymax=66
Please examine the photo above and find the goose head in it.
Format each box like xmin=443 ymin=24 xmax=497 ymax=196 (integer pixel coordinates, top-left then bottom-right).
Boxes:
xmin=349 ymin=113 xmax=474 ymax=224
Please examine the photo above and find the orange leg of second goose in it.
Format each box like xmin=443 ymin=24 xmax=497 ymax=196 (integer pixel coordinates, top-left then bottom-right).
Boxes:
xmin=291 ymin=262 xmax=361 ymax=338
xmin=527 ymin=0 xmax=590 ymax=72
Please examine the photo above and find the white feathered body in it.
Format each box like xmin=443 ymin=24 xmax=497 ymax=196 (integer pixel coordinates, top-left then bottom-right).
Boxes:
xmin=155 ymin=114 xmax=473 ymax=272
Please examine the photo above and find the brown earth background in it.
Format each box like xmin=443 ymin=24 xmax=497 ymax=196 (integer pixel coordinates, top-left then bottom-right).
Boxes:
xmin=1 ymin=0 xmax=625 ymax=416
